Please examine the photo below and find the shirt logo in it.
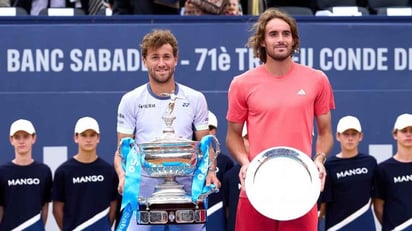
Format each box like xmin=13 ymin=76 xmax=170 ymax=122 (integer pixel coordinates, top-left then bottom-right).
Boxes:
xmin=138 ymin=104 xmax=156 ymax=109
xmin=8 ymin=178 xmax=40 ymax=186
xmin=336 ymin=167 xmax=368 ymax=179
xmin=73 ymin=175 xmax=104 ymax=184
xmin=394 ymin=175 xmax=412 ymax=183
xmin=297 ymin=89 xmax=306 ymax=95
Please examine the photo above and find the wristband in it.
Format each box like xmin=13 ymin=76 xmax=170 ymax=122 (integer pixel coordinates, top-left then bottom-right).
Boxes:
xmin=313 ymin=152 xmax=326 ymax=164
xmin=208 ymin=167 xmax=219 ymax=174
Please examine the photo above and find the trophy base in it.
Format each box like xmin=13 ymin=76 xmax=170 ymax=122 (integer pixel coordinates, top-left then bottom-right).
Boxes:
xmin=137 ymin=200 xmax=206 ymax=225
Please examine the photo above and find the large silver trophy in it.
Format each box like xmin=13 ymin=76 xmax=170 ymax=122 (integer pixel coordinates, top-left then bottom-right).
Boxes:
xmin=136 ymin=93 xmax=220 ymax=225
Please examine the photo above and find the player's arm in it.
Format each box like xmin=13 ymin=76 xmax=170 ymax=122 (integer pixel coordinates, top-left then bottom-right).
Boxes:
xmin=52 ymin=201 xmax=64 ymax=230
xmin=195 ymin=129 xmax=216 ymax=169
xmin=226 ymin=121 xmax=249 ymax=190
xmin=114 ymin=132 xmax=134 ymax=195
xmin=41 ymin=202 xmax=49 ymax=225
xmin=373 ymin=198 xmax=384 ymax=224
xmin=195 ymin=129 xmax=221 ymax=188
xmin=314 ymin=112 xmax=333 ymax=191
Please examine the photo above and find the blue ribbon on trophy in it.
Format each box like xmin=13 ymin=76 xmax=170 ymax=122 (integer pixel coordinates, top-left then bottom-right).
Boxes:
xmin=116 ymin=137 xmax=142 ymax=231
xmin=191 ymin=134 xmax=217 ymax=202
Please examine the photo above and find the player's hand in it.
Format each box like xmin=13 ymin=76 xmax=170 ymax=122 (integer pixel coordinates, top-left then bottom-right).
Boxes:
xmin=314 ymin=160 xmax=326 ymax=192
xmin=239 ymin=163 xmax=249 ymax=192
xmin=206 ymin=171 xmax=221 ymax=189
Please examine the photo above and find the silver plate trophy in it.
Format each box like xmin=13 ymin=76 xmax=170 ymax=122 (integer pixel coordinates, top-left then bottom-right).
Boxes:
xmin=245 ymin=147 xmax=321 ymax=220
xmin=136 ymin=92 xmax=220 ymax=225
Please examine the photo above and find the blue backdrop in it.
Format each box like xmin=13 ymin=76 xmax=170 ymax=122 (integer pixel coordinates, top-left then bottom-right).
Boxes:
xmin=0 ymin=16 xmax=411 ymax=167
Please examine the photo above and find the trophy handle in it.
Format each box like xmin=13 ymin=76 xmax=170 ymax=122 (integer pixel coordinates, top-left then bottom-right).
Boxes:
xmin=198 ymin=134 xmax=221 ymax=168
xmin=210 ymin=134 xmax=221 ymax=158
xmin=197 ymin=184 xmax=219 ymax=201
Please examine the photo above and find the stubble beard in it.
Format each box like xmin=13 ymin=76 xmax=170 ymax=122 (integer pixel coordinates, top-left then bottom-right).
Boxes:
xmin=150 ymin=68 xmax=175 ymax=84
xmin=267 ymin=49 xmax=293 ymax=62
